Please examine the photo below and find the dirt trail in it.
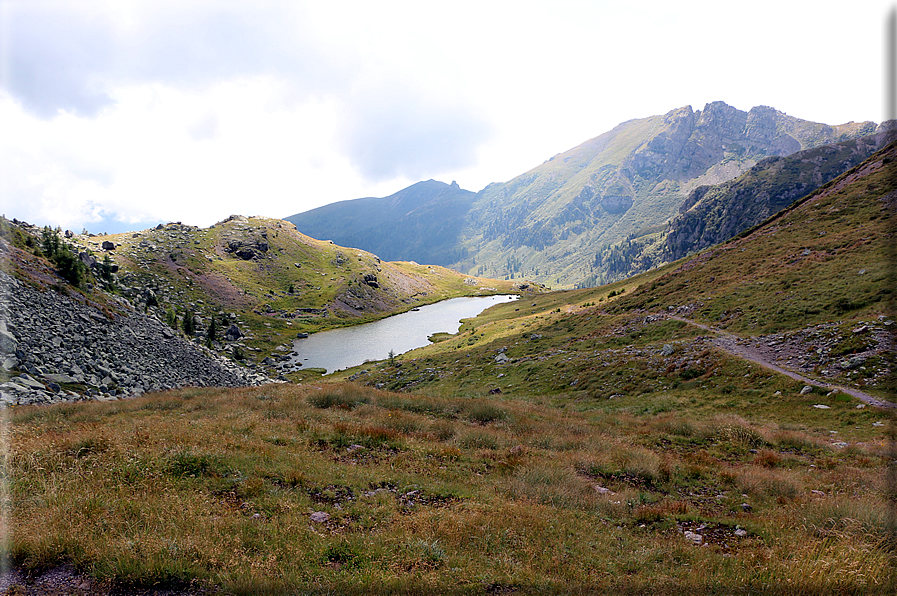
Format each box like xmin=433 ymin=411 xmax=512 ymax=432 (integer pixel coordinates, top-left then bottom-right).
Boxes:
xmin=670 ymin=316 xmax=897 ymax=409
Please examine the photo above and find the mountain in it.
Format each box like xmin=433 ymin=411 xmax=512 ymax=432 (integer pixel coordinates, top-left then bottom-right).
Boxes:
xmin=585 ymin=126 xmax=897 ymax=284
xmin=285 ymin=179 xmax=475 ymax=266
xmin=286 ymin=102 xmax=880 ymax=287
xmin=664 ymin=127 xmax=896 ymax=261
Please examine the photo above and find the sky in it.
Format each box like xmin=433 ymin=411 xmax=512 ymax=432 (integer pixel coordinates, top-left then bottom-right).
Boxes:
xmin=0 ymin=1 xmax=894 ymax=235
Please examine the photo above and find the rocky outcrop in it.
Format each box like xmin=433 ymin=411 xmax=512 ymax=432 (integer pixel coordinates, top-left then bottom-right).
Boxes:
xmin=664 ymin=127 xmax=896 ymax=261
xmin=0 ymin=271 xmax=271 ymax=407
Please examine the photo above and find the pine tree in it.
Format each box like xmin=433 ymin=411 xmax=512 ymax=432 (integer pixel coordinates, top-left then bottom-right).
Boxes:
xmin=207 ymin=315 xmax=217 ymax=342
xmin=182 ymin=309 xmax=196 ymax=336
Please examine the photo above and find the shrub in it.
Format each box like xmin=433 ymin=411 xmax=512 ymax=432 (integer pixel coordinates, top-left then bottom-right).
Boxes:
xmin=715 ymin=423 xmax=765 ymax=447
xmin=753 ymin=449 xmax=783 ymax=468
xmin=182 ymin=309 xmax=196 ymax=336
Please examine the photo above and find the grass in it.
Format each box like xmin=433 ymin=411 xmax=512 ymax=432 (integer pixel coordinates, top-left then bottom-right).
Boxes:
xmin=8 ymin=381 xmax=895 ymax=594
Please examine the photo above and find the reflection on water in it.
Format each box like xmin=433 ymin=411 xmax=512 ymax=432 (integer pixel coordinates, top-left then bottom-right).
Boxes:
xmin=289 ymin=295 xmax=518 ymax=373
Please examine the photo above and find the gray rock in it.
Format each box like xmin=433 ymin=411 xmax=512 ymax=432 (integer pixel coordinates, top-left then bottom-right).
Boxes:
xmin=43 ymin=373 xmax=79 ymax=385
xmin=0 ymin=268 xmax=272 ymax=407
xmin=495 ymin=353 xmax=510 ymax=364
xmin=12 ymin=375 xmax=46 ymax=390
xmin=0 ymin=327 xmax=17 ymax=354
xmin=225 ymin=323 xmax=244 ymax=341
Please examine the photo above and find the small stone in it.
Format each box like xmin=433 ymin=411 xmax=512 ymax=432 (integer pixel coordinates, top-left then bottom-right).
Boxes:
xmin=684 ymin=531 xmax=703 ymax=544
xmin=813 ymin=404 xmax=830 ymax=409
xmin=593 ymin=485 xmax=614 ymax=495
xmin=800 ymin=386 xmax=813 ymax=394
xmin=734 ymin=528 xmax=748 ymax=537
xmin=810 ymin=490 xmax=825 ymax=496
xmin=310 ymin=511 xmax=330 ymax=523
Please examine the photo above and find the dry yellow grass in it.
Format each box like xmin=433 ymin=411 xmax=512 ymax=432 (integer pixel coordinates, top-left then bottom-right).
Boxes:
xmin=6 ymin=383 xmax=895 ymax=594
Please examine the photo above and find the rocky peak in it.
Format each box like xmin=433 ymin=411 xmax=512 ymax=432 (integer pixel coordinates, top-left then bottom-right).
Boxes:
xmin=694 ymin=101 xmax=749 ymax=139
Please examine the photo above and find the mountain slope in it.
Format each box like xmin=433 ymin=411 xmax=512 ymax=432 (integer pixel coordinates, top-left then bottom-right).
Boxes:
xmin=285 ymin=179 xmax=476 ymax=266
xmin=586 ymin=127 xmax=896 ymax=284
xmin=285 ymin=102 xmax=879 ymax=288
xmin=610 ymin=139 xmax=897 ymax=335
xmin=2 ymin=215 xmax=524 ymax=373
xmin=457 ymin=102 xmax=880 ymax=286
xmin=663 ymin=127 xmax=896 ymax=262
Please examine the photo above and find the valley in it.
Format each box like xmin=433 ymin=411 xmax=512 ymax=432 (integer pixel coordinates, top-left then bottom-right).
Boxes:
xmin=1 ymin=116 xmax=895 ymax=594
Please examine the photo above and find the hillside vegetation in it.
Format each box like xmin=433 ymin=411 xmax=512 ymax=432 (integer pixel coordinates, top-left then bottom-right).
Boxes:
xmin=6 ymin=144 xmax=895 ymax=592
xmin=5 ymin=215 xmax=525 ymax=369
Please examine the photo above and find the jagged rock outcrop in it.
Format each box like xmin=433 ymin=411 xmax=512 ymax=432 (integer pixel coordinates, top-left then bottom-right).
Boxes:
xmin=664 ymin=126 xmax=896 ymax=261
xmin=0 ymin=271 xmax=271 ymax=407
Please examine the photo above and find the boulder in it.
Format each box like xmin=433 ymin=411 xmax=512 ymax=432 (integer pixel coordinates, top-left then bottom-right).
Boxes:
xmin=0 ymin=327 xmax=17 ymax=354
xmin=79 ymin=252 xmax=97 ymax=268
xmin=102 ymin=241 xmax=116 ymax=250
xmin=225 ymin=323 xmax=244 ymax=341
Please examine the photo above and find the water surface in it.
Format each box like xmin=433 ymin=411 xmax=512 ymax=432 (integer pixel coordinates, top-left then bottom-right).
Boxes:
xmin=289 ymin=295 xmax=518 ymax=373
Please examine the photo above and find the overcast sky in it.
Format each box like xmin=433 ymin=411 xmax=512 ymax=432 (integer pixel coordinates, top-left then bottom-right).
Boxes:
xmin=1 ymin=1 xmax=893 ymax=234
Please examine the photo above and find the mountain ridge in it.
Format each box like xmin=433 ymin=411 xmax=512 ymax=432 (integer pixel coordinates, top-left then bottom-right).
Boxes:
xmin=285 ymin=101 xmax=881 ymax=287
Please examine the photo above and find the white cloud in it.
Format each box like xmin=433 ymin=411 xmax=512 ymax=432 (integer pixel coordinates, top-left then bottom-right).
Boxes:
xmin=0 ymin=0 xmax=892 ymax=233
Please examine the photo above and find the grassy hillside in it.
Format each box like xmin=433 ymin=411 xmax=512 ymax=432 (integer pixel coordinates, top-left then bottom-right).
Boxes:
xmin=11 ymin=215 xmax=525 ymax=367
xmin=7 ymin=139 xmax=895 ymax=594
